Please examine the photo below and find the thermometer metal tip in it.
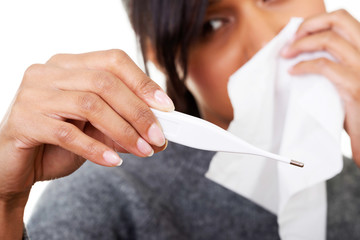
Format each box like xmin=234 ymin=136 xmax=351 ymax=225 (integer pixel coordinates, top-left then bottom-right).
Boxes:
xmin=152 ymin=108 xmax=305 ymax=169
xmin=290 ymin=160 xmax=304 ymax=168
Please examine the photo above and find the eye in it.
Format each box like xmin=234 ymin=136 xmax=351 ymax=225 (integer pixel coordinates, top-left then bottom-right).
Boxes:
xmin=261 ymin=0 xmax=274 ymax=3
xmin=201 ymin=18 xmax=226 ymax=37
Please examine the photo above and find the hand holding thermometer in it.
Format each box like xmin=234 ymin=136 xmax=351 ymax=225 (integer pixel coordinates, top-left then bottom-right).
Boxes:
xmin=151 ymin=108 xmax=304 ymax=168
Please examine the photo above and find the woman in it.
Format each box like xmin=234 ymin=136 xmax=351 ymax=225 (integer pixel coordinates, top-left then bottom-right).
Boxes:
xmin=1 ymin=0 xmax=360 ymax=239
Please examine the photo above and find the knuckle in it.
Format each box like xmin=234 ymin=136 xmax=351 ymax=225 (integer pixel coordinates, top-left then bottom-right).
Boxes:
xmin=54 ymin=124 xmax=76 ymax=144
xmin=333 ymin=9 xmax=350 ymax=20
xmin=121 ymin=124 xmax=137 ymax=139
xmin=335 ymin=9 xmax=349 ymax=17
xmin=23 ymin=64 xmax=44 ymax=80
xmin=84 ymin=140 xmax=99 ymax=158
xmin=107 ymin=49 xmax=129 ymax=66
xmin=78 ymin=93 xmax=102 ymax=113
xmin=136 ymin=78 xmax=158 ymax=96
xmin=46 ymin=54 xmax=65 ymax=64
xmin=133 ymin=105 xmax=154 ymax=125
xmin=92 ymin=71 xmax=116 ymax=94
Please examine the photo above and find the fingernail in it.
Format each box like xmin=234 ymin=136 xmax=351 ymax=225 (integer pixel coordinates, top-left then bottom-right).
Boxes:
xmin=154 ymin=90 xmax=175 ymax=110
xmin=163 ymin=140 xmax=168 ymax=150
xmin=137 ymin=138 xmax=154 ymax=157
xmin=148 ymin=123 xmax=166 ymax=147
xmin=289 ymin=35 xmax=297 ymax=44
xmin=103 ymin=151 xmax=123 ymax=166
xmin=281 ymin=46 xmax=290 ymax=56
xmin=288 ymin=66 xmax=296 ymax=74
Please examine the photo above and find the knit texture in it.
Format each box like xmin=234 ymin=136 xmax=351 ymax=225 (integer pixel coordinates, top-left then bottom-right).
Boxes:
xmin=26 ymin=142 xmax=360 ymax=239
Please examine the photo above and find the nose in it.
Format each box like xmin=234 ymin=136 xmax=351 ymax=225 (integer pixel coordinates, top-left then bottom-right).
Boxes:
xmin=239 ymin=3 xmax=288 ymax=59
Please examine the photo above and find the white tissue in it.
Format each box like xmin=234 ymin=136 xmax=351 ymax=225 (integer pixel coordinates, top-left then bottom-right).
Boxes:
xmin=205 ymin=18 xmax=344 ymax=239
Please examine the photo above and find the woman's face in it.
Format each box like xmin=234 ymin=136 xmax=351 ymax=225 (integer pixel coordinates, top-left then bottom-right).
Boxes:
xmin=186 ymin=0 xmax=326 ymax=129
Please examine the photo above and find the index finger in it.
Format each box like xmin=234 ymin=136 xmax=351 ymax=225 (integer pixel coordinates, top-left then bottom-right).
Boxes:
xmin=47 ymin=49 xmax=175 ymax=112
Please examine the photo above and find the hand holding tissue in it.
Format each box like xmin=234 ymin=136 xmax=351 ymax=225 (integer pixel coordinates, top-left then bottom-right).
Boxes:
xmin=205 ymin=18 xmax=344 ymax=239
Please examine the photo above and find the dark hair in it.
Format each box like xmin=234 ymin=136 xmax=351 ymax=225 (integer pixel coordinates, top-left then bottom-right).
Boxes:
xmin=122 ymin=0 xmax=209 ymax=116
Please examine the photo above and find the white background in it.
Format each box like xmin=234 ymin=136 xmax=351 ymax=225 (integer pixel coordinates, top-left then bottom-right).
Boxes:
xmin=0 ymin=0 xmax=358 ymax=223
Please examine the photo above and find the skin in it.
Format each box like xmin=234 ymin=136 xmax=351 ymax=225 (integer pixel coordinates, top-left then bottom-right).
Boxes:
xmin=186 ymin=0 xmax=360 ymax=165
xmin=186 ymin=0 xmax=326 ymax=129
xmin=1 ymin=0 xmax=360 ymax=238
xmin=0 ymin=50 xmax=173 ymax=239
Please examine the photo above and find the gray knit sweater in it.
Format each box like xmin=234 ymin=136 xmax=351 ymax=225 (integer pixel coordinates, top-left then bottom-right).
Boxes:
xmin=26 ymin=142 xmax=360 ymax=239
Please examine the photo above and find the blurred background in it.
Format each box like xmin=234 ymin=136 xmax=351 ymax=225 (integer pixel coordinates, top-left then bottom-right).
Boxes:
xmin=0 ymin=0 xmax=358 ymax=223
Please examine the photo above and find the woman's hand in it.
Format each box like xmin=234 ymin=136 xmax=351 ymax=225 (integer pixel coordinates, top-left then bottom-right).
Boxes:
xmin=0 ymin=49 xmax=173 ymax=206
xmin=281 ymin=10 xmax=360 ymax=167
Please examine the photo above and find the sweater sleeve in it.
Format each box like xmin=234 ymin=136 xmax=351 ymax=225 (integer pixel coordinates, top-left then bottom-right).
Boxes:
xmin=26 ymin=161 xmax=147 ymax=240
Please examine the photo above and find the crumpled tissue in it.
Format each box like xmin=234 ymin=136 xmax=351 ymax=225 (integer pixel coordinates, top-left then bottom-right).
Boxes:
xmin=205 ymin=18 xmax=344 ymax=240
